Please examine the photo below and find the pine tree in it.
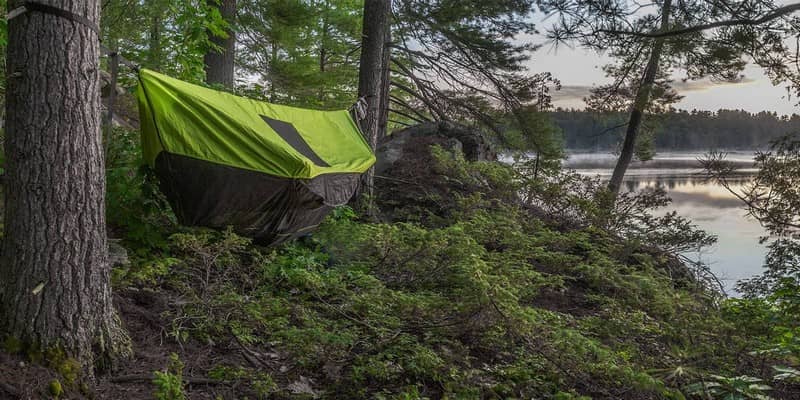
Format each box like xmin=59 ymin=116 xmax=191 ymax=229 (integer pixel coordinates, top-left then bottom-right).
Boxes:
xmin=391 ymin=0 xmax=561 ymax=158
xmin=356 ymin=0 xmax=392 ymax=199
xmin=236 ymin=0 xmax=361 ymax=108
xmin=102 ymin=0 xmax=229 ymax=83
xmin=1 ymin=0 xmax=130 ymax=371
xmin=204 ymin=0 xmax=236 ymax=88
xmin=540 ymin=0 xmax=800 ymax=196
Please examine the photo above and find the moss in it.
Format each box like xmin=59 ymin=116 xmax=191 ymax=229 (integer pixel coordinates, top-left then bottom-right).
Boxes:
xmin=79 ymin=382 xmax=91 ymax=396
xmin=48 ymin=379 xmax=63 ymax=398
xmin=25 ymin=343 xmax=44 ymax=364
xmin=30 ymin=346 xmax=81 ymax=386
xmin=43 ymin=346 xmax=66 ymax=364
xmin=22 ymin=345 xmax=83 ymax=387
xmin=2 ymin=336 xmax=22 ymax=354
xmin=56 ymin=358 xmax=81 ymax=386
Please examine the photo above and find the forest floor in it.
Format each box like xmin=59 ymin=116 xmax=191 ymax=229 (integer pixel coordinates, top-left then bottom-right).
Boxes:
xmin=0 ymin=137 xmax=798 ymax=399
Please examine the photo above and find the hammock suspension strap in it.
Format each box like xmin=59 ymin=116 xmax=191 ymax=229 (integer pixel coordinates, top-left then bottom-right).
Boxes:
xmin=7 ymin=2 xmax=100 ymax=37
xmin=350 ymin=96 xmax=369 ymax=121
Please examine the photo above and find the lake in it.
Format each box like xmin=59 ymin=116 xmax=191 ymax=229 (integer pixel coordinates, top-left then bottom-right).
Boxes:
xmin=565 ymin=151 xmax=766 ymax=295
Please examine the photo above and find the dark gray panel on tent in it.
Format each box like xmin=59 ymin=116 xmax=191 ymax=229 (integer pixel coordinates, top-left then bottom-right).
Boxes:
xmin=155 ymin=152 xmax=359 ymax=245
xmin=261 ymin=115 xmax=331 ymax=167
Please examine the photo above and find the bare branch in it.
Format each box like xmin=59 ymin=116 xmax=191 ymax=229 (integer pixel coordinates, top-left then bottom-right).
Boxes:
xmin=389 ymin=96 xmax=432 ymax=122
xmin=388 ymin=108 xmax=427 ymax=124
xmin=603 ymin=3 xmax=800 ymax=38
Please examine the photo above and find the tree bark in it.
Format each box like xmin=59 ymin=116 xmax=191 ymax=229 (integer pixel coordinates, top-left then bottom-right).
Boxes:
xmin=356 ymin=0 xmax=391 ymax=200
xmin=204 ymin=0 xmax=236 ymax=88
xmin=269 ymin=40 xmax=278 ymax=102
xmin=1 ymin=0 xmax=130 ymax=372
xmin=319 ymin=2 xmax=329 ymax=73
xmin=377 ymin=25 xmax=392 ymax=143
xmin=147 ymin=4 xmax=163 ymax=71
xmin=607 ymin=0 xmax=673 ymax=196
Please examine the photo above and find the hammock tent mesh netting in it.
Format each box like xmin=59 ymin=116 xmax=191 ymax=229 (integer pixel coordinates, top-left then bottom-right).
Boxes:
xmin=136 ymin=69 xmax=376 ymax=245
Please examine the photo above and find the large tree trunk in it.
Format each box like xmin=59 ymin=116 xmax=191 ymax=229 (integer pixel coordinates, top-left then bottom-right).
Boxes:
xmin=204 ymin=0 xmax=236 ymax=88
xmin=607 ymin=0 xmax=673 ymax=196
xmin=356 ymin=0 xmax=391 ymax=200
xmin=1 ymin=0 xmax=129 ymax=372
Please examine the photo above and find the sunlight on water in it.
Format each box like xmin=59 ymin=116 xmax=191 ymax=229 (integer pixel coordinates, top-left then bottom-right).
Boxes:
xmin=566 ymin=152 xmax=767 ymax=296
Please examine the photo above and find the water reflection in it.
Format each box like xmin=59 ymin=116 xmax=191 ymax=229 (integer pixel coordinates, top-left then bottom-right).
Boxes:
xmin=569 ymin=153 xmax=767 ymax=296
xmin=623 ymin=175 xmax=754 ymax=209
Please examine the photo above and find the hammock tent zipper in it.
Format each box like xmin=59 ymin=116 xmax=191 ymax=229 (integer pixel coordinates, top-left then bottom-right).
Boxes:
xmin=137 ymin=69 xmax=375 ymax=245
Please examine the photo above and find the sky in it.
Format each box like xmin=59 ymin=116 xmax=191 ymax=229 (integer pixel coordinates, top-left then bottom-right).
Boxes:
xmin=521 ymin=23 xmax=800 ymax=116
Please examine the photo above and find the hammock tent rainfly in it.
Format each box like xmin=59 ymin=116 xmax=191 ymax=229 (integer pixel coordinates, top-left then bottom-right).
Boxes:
xmin=136 ymin=69 xmax=376 ymax=245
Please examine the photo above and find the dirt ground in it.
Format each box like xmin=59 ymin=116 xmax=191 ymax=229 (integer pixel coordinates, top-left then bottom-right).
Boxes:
xmin=0 ymin=288 xmax=259 ymax=400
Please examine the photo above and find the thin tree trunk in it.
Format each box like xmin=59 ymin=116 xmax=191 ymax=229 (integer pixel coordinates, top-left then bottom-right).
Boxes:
xmin=1 ymin=0 xmax=130 ymax=372
xmin=319 ymin=2 xmax=328 ymax=73
xmin=269 ymin=41 xmax=278 ymax=102
xmin=104 ymin=46 xmax=120 ymax=159
xmin=147 ymin=8 xmax=162 ymax=71
xmin=319 ymin=5 xmax=329 ymax=100
xmin=356 ymin=0 xmax=391 ymax=201
xmin=204 ymin=0 xmax=236 ymax=88
xmin=377 ymin=25 xmax=391 ymax=143
xmin=607 ymin=0 xmax=673 ymax=196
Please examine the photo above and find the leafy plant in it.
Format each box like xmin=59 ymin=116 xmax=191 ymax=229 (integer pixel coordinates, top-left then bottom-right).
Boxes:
xmin=153 ymin=353 xmax=186 ymax=400
xmin=106 ymin=127 xmax=176 ymax=251
xmin=685 ymin=375 xmax=774 ymax=400
xmin=773 ymin=366 xmax=800 ymax=383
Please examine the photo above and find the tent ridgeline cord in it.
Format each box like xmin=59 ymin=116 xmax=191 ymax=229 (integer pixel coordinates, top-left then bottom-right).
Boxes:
xmin=101 ymin=46 xmax=140 ymax=72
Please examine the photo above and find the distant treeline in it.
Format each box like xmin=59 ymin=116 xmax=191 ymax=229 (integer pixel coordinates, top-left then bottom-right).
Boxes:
xmin=552 ymin=108 xmax=800 ymax=150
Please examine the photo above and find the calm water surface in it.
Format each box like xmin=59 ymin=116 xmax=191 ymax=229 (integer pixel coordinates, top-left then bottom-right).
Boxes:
xmin=565 ymin=151 xmax=766 ymax=295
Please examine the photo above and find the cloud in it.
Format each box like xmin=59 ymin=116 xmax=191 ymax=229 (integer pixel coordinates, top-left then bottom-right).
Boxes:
xmin=550 ymin=78 xmax=758 ymax=105
xmin=551 ymin=85 xmax=594 ymax=102
xmin=671 ymin=77 xmax=757 ymax=92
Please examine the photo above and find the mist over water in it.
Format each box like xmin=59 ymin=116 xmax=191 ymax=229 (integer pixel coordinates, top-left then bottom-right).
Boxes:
xmin=565 ymin=151 xmax=767 ymax=295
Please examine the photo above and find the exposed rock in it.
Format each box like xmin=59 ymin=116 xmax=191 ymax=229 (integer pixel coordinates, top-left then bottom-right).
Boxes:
xmin=100 ymin=70 xmax=126 ymax=98
xmin=374 ymin=122 xmax=504 ymax=223
xmin=108 ymin=239 xmax=130 ymax=268
xmin=375 ymin=121 xmax=495 ymax=175
xmin=99 ymin=71 xmax=140 ymax=130
xmin=287 ymin=376 xmax=320 ymax=398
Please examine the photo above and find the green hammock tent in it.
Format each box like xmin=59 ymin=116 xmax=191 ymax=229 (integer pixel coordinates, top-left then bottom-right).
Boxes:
xmin=136 ymin=69 xmax=375 ymax=245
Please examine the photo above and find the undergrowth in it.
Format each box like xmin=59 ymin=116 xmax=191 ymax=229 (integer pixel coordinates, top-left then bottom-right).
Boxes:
xmin=101 ymin=134 xmax=797 ymax=399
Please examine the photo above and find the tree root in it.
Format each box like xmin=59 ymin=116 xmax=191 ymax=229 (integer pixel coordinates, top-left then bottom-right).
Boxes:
xmin=110 ymin=374 xmax=226 ymax=386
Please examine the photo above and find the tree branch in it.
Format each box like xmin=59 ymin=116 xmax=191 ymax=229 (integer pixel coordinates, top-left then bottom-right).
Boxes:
xmin=389 ymin=80 xmax=446 ymax=121
xmin=389 ymin=119 xmax=414 ymax=127
xmin=111 ymin=374 xmax=227 ymax=385
xmin=602 ymin=3 xmax=800 ymax=38
xmin=388 ymin=108 xmax=427 ymax=124
xmin=389 ymin=96 xmax=432 ymax=122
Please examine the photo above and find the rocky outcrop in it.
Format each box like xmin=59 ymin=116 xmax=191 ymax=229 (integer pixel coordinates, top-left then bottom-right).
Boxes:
xmin=375 ymin=121 xmax=495 ymax=175
xmin=100 ymin=70 xmax=139 ymax=130
xmin=108 ymin=239 xmax=131 ymax=268
xmin=373 ymin=121 xmax=500 ymax=222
